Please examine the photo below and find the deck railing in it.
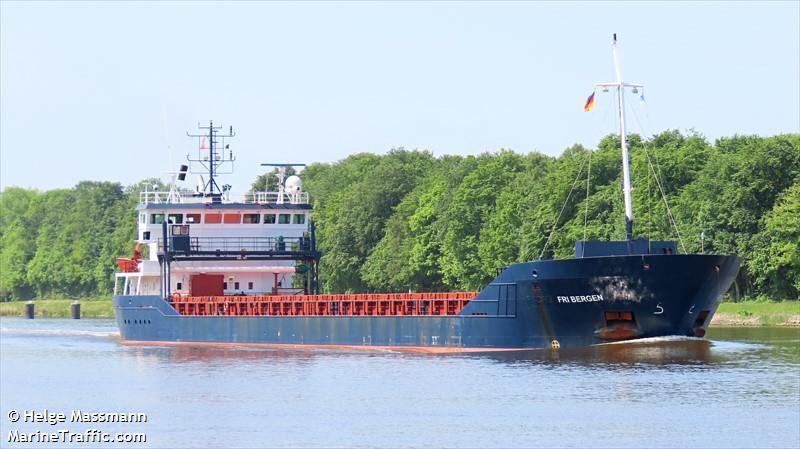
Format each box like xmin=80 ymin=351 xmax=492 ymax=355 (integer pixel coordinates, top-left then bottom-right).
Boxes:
xmin=159 ymin=236 xmax=312 ymax=254
xmin=139 ymin=190 xmax=309 ymax=205
xmin=139 ymin=191 xmax=184 ymax=204
xmin=246 ymin=191 xmax=309 ymax=205
xmin=169 ymin=292 xmax=479 ymax=317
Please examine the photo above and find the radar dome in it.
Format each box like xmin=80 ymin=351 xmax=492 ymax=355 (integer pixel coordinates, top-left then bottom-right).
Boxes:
xmin=285 ymin=175 xmax=302 ymax=193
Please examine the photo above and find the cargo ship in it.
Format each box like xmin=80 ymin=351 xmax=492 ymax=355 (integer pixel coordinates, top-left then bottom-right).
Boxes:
xmin=113 ymin=35 xmax=740 ymax=351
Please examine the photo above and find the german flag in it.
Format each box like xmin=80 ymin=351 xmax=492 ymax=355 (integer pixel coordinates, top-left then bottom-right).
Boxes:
xmin=583 ymin=92 xmax=596 ymax=112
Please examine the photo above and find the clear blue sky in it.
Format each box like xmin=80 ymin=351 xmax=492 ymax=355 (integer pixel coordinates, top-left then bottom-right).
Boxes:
xmin=2 ymin=1 xmax=798 ymax=193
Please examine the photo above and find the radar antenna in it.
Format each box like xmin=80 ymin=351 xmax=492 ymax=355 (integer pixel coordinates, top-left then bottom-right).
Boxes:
xmin=261 ymin=163 xmax=306 ymax=205
xmin=186 ymin=121 xmax=236 ymax=196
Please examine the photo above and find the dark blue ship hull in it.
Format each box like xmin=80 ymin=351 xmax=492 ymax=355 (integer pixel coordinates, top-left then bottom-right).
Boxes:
xmin=114 ymin=253 xmax=739 ymax=350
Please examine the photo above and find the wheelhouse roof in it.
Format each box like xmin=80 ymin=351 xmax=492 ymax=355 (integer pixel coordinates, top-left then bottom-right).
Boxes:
xmin=138 ymin=203 xmax=312 ymax=211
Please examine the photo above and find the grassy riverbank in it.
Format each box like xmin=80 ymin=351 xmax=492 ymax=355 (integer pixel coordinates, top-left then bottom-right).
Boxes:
xmin=0 ymin=298 xmax=114 ymax=318
xmin=712 ymin=301 xmax=800 ymax=326
xmin=1 ymin=298 xmax=798 ymax=325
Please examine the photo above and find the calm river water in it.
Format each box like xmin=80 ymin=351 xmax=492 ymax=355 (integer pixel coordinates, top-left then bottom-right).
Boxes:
xmin=1 ymin=318 xmax=798 ymax=448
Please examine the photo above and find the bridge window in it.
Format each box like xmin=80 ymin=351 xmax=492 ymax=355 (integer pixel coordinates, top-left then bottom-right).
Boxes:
xmin=248 ymin=282 xmax=253 ymax=290
xmin=177 ymin=282 xmax=182 ymax=290
xmin=150 ymin=213 xmax=164 ymax=224
xmin=186 ymin=213 xmax=201 ymax=224
xmin=264 ymin=214 xmax=276 ymax=224
xmin=223 ymin=282 xmax=228 ymax=290
xmin=139 ymin=214 xmax=146 ymax=224
xmin=243 ymin=213 xmax=260 ymax=224
xmin=205 ymin=213 xmax=222 ymax=224
xmin=171 ymin=224 xmax=189 ymax=235
xmin=168 ymin=214 xmax=183 ymax=224
xmin=234 ymin=282 xmax=240 ymax=290
xmin=293 ymin=214 xmax=306 ymax=224
xmin=223 ymin=213 xmax=241 ymax=224
xmin=278 ymin=214 xmax=291 ymax=224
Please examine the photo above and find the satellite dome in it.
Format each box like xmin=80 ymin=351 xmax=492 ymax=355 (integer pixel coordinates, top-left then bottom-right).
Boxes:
xmin=285 ymin=175 xmax=302 ymax=192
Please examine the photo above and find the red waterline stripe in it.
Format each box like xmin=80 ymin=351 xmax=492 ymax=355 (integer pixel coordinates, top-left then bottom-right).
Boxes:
xmin=120 ymin=339 xmax=536 ymax=353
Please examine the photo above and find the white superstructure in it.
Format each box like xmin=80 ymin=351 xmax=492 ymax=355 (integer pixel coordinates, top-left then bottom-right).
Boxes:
xmin=114 ymin=122 xmax=319 ymax=299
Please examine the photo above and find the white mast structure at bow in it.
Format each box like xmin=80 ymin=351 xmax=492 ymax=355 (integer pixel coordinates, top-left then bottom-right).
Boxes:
xmin=595 ymin=33 xmax=644 ymax=242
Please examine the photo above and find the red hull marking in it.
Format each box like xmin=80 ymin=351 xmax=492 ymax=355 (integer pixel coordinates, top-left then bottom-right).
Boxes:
xmin=121 ymin=339 xmax=534 ymax=353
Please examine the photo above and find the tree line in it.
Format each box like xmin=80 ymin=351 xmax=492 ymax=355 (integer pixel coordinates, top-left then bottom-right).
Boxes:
xmin=1 ymin=131 xmax=798 ymax=300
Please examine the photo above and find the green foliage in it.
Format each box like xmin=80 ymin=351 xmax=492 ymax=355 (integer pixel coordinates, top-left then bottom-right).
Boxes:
xmin=672 ymin=134 xmax=800 ymax=296
xmin=308 ymin=149 xmax=436 ymax=293
xmin=748 ymin=182 xmax=800 ymax=298
xmin=299 ymin=131 xmax=799 ymax=297
xmin=0 ymin=180 xmax=151 ymax=299
xmin=0 ymin=132 xmax=797 ymax=300
xmin=24 ymin=182 xmax=127 ymax=297
xmin=438 ymin=151 xmax=527 ymax=290
xmin=0 ymin=188 xmax=38 ymax=298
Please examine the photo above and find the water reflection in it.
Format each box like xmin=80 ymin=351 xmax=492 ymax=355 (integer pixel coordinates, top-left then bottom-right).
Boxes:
xmin=4 ymin=317 xmax=796 ymax=367
xmin=117 ymin=337 xmax=717 ymax=368
xmin=125 ymin=344 xmax=327 ymax=365
xmin=468 ymin=338 xmax=714 ymax=367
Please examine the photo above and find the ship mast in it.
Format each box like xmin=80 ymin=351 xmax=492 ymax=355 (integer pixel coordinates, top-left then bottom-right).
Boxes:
xmin=186 ymin=121 xmax=236 ymax=196
xmin=596 ymin=34 xmax=643 ymax=241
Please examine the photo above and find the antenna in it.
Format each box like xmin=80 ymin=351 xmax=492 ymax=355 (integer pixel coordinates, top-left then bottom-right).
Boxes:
xmin=196 ymin=174 xmax=205 ymax=193
xmin=261 ymin=163 xmax=306 ymax=205
xmin=594 ymin=34 xmax=643 ymax=241
xmin=186 ymin=121 xmax=236 ymax=196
